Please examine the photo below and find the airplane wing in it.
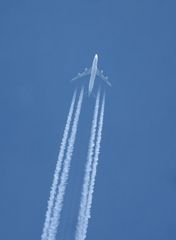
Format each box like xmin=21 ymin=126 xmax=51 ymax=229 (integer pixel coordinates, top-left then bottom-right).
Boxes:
xmin=97 ymin=69 xmax=111 ymax=86
xmin=71 ymin=68 xmax=91 ymax=81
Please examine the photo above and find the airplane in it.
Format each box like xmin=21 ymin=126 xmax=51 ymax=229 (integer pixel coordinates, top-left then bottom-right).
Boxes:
xmin=71 ymin=54 xmax=111 ymax=96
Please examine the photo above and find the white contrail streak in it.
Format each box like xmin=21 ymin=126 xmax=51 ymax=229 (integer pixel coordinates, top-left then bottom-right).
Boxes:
xmin=80 ymin=92 xmax=105 ymax=240
xmin=82 ymin=93 xmax=105 ymax=240
xmin=41 ymin=90 xmax=77 ymax=240
xmin=75 ymin=89 xmax=101 ymax=240
xmin=48 ymin=87 xmax=84 ymax=240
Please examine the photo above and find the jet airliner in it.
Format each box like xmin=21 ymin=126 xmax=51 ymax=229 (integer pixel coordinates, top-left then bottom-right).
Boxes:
xmin=72 ymin=54 xmax=111 ymax=96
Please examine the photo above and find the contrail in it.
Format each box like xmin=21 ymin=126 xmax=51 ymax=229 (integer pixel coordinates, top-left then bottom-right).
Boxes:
xmin=82 ymin=93 xmax=105 ymax=240
xmin=41 ymin=90 xmax=77 ymax=240
xmin=48 ymin=87 xmax=84 ymax=240
xmin=75 ymin=89 xmax=101 ymax=240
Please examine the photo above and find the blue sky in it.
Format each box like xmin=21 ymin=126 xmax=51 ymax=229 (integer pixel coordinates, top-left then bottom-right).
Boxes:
xmin=0 ymin=0 xmax=176 ymax=239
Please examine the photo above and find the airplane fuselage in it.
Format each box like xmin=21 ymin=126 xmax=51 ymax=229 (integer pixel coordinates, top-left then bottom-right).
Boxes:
xmin=88 ymin=54 xmax=98 ymax=96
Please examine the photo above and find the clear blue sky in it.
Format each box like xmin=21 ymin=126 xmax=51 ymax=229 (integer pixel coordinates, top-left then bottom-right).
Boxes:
xmin=1 ymin=0 xmax=176 ymax=239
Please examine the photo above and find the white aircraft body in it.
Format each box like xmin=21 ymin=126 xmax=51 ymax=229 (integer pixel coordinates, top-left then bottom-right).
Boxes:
xmin=72 ymin=54 xmax=111 ymax=96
